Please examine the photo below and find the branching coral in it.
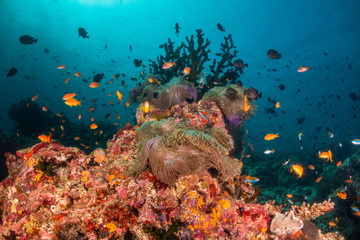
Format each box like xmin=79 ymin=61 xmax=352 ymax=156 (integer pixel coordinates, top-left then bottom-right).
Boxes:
xmin=127 ymin=118 xmax=240 ymax=186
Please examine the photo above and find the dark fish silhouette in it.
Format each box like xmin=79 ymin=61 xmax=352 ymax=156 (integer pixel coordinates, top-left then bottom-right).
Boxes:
xmin=134 ymin=59 xmax=142 ymax=68
xmin=349 ymin=92 xmax=358 ymax=101
xmin=7 ymin=68 xmax=18 ymax=77
xmin=130 ymin=45 xmax=132 ymax=53
xmin=105 ymin=44 xmax=107 ymax=49
xmin=267 ymin=49 xmax=281 ymax=59
xmin=19 ymin=35 xmax=37 ymax=45
xmin=217 ymin=23 xmax=225 ymax=32
xmin=78 ymin=27 xmax=89 ymax=39
xmin=244 ymin=87 xmax=262 ymax=100
xmin=175 ymin=23 xmax=180 ymax=36
xmin=43 ymin=48 xmax=50 ymax=54
xmin=93 ymin=73 xmax=104 ymax=83
xmin=297 ymin=117 xmax=305 ymax=124
xmin=233 ymin=59 xmax=248 ymax=69
xmin=278 ymin=84 xmax=285 ymax=91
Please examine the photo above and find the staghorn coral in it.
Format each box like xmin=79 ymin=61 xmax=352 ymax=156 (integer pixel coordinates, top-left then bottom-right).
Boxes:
xmin=270 ymin=210 xmax=304 ymax=236
xmin=128 ymin=118 xmax=240 ymax=186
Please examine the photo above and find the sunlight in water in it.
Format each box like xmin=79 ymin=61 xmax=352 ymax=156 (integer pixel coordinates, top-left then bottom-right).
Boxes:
xmin=75 ymin=0 xmax=129 ymax=6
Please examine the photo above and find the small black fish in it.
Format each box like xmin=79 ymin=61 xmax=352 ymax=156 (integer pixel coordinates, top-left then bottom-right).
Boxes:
xmin=43 ymin=48 xmax=50 ymax=54
xmin=233 ymin=59 xmax=248 ymax=69
xmin=267 ymin=49 xmax=281 ymax=59
xmin=130 ymin=45 xmax=132 ymax=53
xmin=104 ymin=113 xmax=111 ymax=119
xmin=7 ymin=68 xmax=18 ymax=77
xmin=297 ymin=117 xmax=305 ymax=124
xmin=217 ymin=23 xmax=225 ymax=32
xmin=78 ymin=27 xmax=89 ymax=39
xmin=174 ymin=23 xmax=180 ymax=36
xmin=349 ymin=92 xmax=358 ymax=101
xmin=323 ymin=52 xmax=328 ymax=56
xmin=265 ymin=108 xmax=276 ymax=114
xmin=134 ymin=59 xmax=142 ymax=68
xmin=19 ymin=35 xmax=37 ymax=45
xmin=93 ymin=73 xmax=104 ymax=83
xmin=278 ymin=84 xmax=285 ymax=91
xmin=105 ymin=44 xmax=107 ymax=49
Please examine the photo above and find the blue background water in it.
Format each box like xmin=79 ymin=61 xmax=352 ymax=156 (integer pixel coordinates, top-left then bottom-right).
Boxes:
xmin=0 ymin=0 xmax=359 ymax=152
xmin=1 ymin=0 xmax=360 ymax=238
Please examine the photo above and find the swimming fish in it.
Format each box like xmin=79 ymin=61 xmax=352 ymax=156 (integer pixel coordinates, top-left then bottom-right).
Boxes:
xmin=336 ymin=192 xmax=347 ymax=200
xmin=316 ymin=176 xmax=322 ymax=183
xmin=298 ymin=132 xmax=303 ymax=140
xmin=319 ymin=150 xmax=333 ymax=162
xmin=286 ymin=194 xmax=293 ymax=198
xmin=328 ymin=132 xmax=334 ymax=138
xmin=291 ymin=164 xmax=304 ymax=178
xmin=89 ymin=82 xmax=100 ymax=88
xmin=90 ymin=124 xmax=98 ymax=130
xmin=217 ymin=23 xmax=225 ymax=32
xmin=329 ymin=222 xmax=336 ymax=227
xmin=336 ymin=161 xmax=342 ymax=167
xmin=282 ymin=159 xmax=290 ymax=166
xmin=264 ymin=133 xmax=279 ymax=141
xmin=275 ymin=102 xmax=280 ymax=108
xmin=243 ymin=96 xmax=250 ymax=112
xmin=116 ymin=90 xmax=123 ymax=102
xmin=75 ymin=72 xmax=82 ymax=77
xmin=162 ymin=61 xmax=176 ymax=69
xmin=78 ymin=114 xmax=81 ymax=120
xmin=183 ymin=67 xmax=190 ymax=76
xmin=174 ymin=23 xmax=180 ymax=36
xmin=31 ymin=94 xmax=39 ymax=101
xmin=308 ymin=165 xmax=315 ymax=170
xmin=264 ymin=149 xmax=274 ymax=154
xmin=140 ymin=101 xmax=151 ymax=113
xmin=64 ymin=77 xmax=70 ymax=84
xmin=62 ymin=92 xmax=76 ymax=100
xmin=38 ymin=133 xmax=52 ymax=143
xmin=65 ymin=98 xmax=81 ymax=107
xmin=42 ymin=106 xmax=48 ymax=111
xmin=244 ymin=176 xmax=260 ymax=183
xmin=78 ymin=27 xmax=89 ymax=39
xmin=297 ymin=66 xmax=310 ymax=73
xmin=351 ymin=139 xmax=360 ymax=145
xmin=267 ymin=49 xmax=282 ymax=59
xmin=244 ymin=87 xmax=262 ymax=100
xmin=57 ymin=65 xmax=67 ymax=69
xmin=19 ymin=35 xmax=38 ymax=45
xmin=7 ymin=68 xmax=18 ymax=77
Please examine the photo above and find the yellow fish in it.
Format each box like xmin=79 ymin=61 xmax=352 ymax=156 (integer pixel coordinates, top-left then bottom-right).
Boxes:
xmin=65 ymin=98 xmax=81 ymax=107
xmin=243 ymin=95 xmax=250 ymax=112
xmin=291 ymin=164 xmax=304 ymax=178
xmin=116 ymin=90 xmax=123 ymax=102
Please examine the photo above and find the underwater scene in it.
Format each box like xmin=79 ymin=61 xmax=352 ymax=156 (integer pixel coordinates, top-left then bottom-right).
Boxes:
xmin=0 ymin=0 xmax=359 ymax=239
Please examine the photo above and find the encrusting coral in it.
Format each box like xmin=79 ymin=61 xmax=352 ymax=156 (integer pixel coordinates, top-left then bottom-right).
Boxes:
xmin=127 ymin=118 xmax=240 ymax=186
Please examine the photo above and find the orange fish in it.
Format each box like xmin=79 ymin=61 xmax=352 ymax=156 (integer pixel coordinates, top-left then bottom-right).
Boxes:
xmin=78 ymin=114 xmax=81 ymax=120
xmin=329 ymin=222 xmax=336 ymax=227
xmin=282 ymin=158 xmax=290 ymax=166
xmin=89 ymin=107 xmax=95 ymax=112
xmin=319 ymin=150 xmax=333 ymax=162
xmin=108 ymin=93 xmax=113 ymax=96
xmin=74 ymin=136 xmax=80 ymax=140
xmin=345 ymin=179 xmax=353 ymax=183
xmin=90 ymin=118 xmax=95 ymax=121
xmin=89 ymin=82 xmax=100 ymax=88
xmin=112 ymin=75 xmax=118 ymax=80
xmin=316 ymin=176 xmax=322 ymax=183
xmin=243 ymin=96 xmax=250 ymax=112
xmin=90 ymin=124 xmax=98 ymax=130
xmin=116 ymin=91 xmax=123 ymax=102
xmin=308 ymin=165 xmax=315 ymax=170
xmin=75 ymin=72 xmax=82 ymax=77
xmin=109 ymin=101 xmax=113 ymax=105
xmin=141 ymin=101 xmax=151 ymax=113
xmin=291 ymin=164 xmax=304 ymax=178
xmin=65 ymin=98 xmax=81 ymax=107
xmin=287 ymin=194 xmax=293 ymax=198
xmin=62 ymin=92 xmax=76 ymax=100
xmin=336 ymin=192 xmax=346 ymax=200
xmin=57 ymin=65 xmax=67 ymax=69
xmin=162 ymin=61 xmax=176 ymax=69
xmin=42 ymin=106 xmax=48 ymax=111
xmin=31 ymin=94 xmax=39 ymax=101
xmin=336 ymin=161 xmax=342 ymax=167
xmin=125 ymin=102 xmax=130 ymax=107
xmin=275 ymin=102 xmax=280 ymax=108
xmin=264 ymin=133 xmax=279 ymax=141
xmin=183 ymin=67 xmax=190 ymax=76
xmin=297 ymin=66 xmax=309 ymax=73
xmin=64 ymin=77 xmax=70 ymax=84
xmin=38 ymin=133 xmax=52 ymax=143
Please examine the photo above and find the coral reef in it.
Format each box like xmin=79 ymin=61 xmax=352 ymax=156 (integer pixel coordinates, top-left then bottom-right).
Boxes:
xmin=270 ymin=210 xmax=303 ymax=236
xmin=0 ymin=99 xmax=343 ymax=240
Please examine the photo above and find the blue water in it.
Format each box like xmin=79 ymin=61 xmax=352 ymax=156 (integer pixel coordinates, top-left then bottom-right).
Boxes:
xmin=0 ymin=0 xmax=360 ymax=238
